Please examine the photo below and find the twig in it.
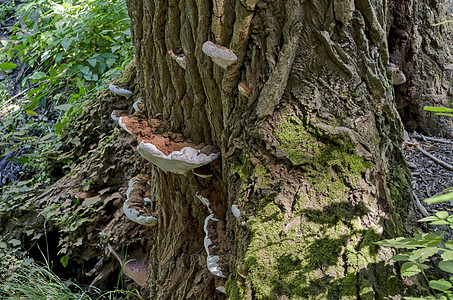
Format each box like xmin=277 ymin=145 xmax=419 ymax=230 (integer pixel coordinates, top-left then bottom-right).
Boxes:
xmin=412 ymin=133 xmax=453 ymax=144
xmin=0 ymin=87 xmax=32 ymax=109
xmin=416 ymin=145 xmax=453 ymax=171
xmin=413 ymin=192 xmax=430 ymax=217
xmin=1 ymin=80 xmax=49 ymax=110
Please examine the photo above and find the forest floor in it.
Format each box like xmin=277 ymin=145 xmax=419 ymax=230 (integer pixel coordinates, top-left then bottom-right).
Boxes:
xmin=404 ymin=132 xmax=453 ymax=220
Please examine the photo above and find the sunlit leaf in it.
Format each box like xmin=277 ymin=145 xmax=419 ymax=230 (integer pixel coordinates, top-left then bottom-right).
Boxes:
xmin=424 ymin=106 xmax=453 ymax=113
xmin=429 ymin=279 xmax=452 ymax=291
xmin=55 ymin=104 xmax=72 ymax=111
xmin=61 ymin=39 xmax=72 ymax=51
xmin=60 ymin=255 xmax=69 ymax=267
xmin=400 ymin=262 xmax=428 ymax=277
xmin=439 ymin=261 xmax=453 ymax=273
xmin=437 ymin=211 xmax=450 ymax=219
xmin=0 ymin=62 xmax=17 ymax=71
xmin=425 ymin=192 xmax=453 ymax=204
xmin=25 ymin=110 xmax=38 ymax=115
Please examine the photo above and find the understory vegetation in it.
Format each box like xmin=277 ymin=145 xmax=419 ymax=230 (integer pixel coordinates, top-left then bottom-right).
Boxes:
xmin=0 ymin=0 xmax=135 ymax=297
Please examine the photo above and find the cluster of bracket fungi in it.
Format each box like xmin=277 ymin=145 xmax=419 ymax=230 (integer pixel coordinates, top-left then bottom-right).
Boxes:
xmin=109 ymin=43 xmax=247 ymax=291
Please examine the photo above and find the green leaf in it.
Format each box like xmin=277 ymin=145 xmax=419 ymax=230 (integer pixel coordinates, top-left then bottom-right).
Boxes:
xmin=55 ymin=104 xmax=72 ymax=111
xmin=442 ymin=250 xmax=453 ymax=261
xmin=424 ymin=106 xmax=453 ymax=113
xmin=60 ymin=255 xmax=69 ymax=267
xmin=80 ymin=66 xmax=90 ymax=74
xmin=419 ymin=216 xmax=440 ymax=222
xmin=445 ymin=241 xmax=453 ymax=250
xmin=439 ymin=261 xmax=453 ymax=273
xmin=436 ymin=113 xmax=453 ymax=118
xmin=25 ymin=110 xmax=38 ymax=115
xmin=400 ymin=262 xmax=428 ymax=277
xmin=425 ymin=192 xmax=453 ymax=204
xmin=377 ymin=233 xmax=443 ymax=249
xmin=437 ymin=211 xmax=449 ymax=219
xmin=391 ymin=254 xmax=410 ymax=262
xmin=8 ymin=239 xmax=21 ymax=247
xmin=29 ymin=71 xmax=47 ymax=80
xmin=0 ymin=62 xmax=17 ymax=71
xmin=408 ymin=247 xmax=439 ymax=261
xmin=48 ymin=66 xmax=57 ymax=77
xmin=429 ymin=279 xmax=452 ymax=291
xmin=87 ymin=59 xmax=97 ymax=67
xmin=61 ymin=39 xmax=72 ymax=51
xmin=429 ymin=220 xmax=450 ymax=225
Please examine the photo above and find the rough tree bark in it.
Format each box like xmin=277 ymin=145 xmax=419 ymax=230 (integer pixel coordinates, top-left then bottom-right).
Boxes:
xmin=121 ymin=0 xmax=450 ymax=298
xmin=388 ymin=0 xmax=453 ymax=135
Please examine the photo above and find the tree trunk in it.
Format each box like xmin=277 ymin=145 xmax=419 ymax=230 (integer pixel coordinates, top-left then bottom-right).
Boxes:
xmin=124 ymin=0 xmax=428 ymax=298
xmin=388 ymin=0 xmax=453 ymax=135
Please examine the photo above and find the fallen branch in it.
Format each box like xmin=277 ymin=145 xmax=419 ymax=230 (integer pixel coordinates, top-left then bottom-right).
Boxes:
xmin=412 ymin=133 xmax=453 ymax=145
xmin=416 ymin=145 xmax=453 ymax=171
xmin=413 ymin=192 xmax=429 ymax=217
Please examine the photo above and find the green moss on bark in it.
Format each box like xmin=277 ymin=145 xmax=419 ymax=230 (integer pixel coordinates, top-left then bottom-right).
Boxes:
xmin=226 ymin=114 xmax=406 ymax=299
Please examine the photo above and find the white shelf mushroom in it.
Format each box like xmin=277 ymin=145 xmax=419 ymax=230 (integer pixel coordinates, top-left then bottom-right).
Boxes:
xmin=137 ymin=141 xmax=219 ymax=175
xmin=123 ymin=175 xmax=157 ymax=226
xmin=202 ymin=41 xmax=237 ymax=69
xmin=109 ymin=84 xmax=133 ymax=98
xmin=168 ymin=50 xmax=187 ymax=69
xmin=204 ymin=214 xmax=227 ymax=278
xmin=389 ymin=63 xmax=406 ymax=85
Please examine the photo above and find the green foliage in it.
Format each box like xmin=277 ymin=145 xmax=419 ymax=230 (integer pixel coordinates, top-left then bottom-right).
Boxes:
xmin=424 ymin=106 xmax=453 ymax=118
xmin=0 ymin=1 xmax=14 ymax=26
xmin=0 ymin=62 xmax=17 ymax=71
xmin=0 ymin=250 xmax=142 ymax=300
xmin=0 ymin=0 xmax=132 ymax=194
xmin=377 ymin=192 xmax=453 ymax=299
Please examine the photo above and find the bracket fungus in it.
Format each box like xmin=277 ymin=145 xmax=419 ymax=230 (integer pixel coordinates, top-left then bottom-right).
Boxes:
xmin=168 ymin=49 xmax=187 ymax=69
xmin=112 ymin=111 xmax=220 ymax=174
xmin=192 ymin=166 xmax=213 ymax=179
xmin=231 ymin=204 xmax=241 ymax=219
xmin=196 ymin=192 xmax=213 ymax=213
xmin=108 ymin=83 xmax=133 ymax=98
xmin=389 ymin=63 xmax=406 ymax=85
xmin=204 ymin=214 xmax=227 ymax=278
xmin=202 ymin=41 xmax=237 ymax=69
xmin=138 ymin=141 xmax=219 ymax=175
xmin=133 ymin=100 xmax=144 ymax=112
xmin=238 ymin=82 xmax=250 ymax=98
xmin=124 ymin=174 xmax=157 ymax=226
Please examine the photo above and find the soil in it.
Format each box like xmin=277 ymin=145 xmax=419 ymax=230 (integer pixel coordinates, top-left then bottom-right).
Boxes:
xmin=404 ymin=132 xmax=453 ymax=219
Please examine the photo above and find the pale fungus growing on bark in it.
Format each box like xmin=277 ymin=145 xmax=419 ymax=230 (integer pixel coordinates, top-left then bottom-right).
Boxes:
xmin=168 ymin=49 xmax=187 ymax=69
xmin=192 ymin=167 xmax=213 ymax=179
xmin=108 ymin=83 xmax=133 ymax=98
xmin=112 ymin=111 xmax=220 ymax=174
xmin=133 ymin=100 xmax=144 ymax=112
xmin=238 ymin=82 xmax=250 ymax=98
xmin=204 ymin=214 xmax=227 ymax=278
xmin=195 ymin=192 xmax=212 ymax=213
xmin=389 ymin=63 xmax=407 ymax=85
xmin=202 ymin=41 xmax=237 ymax=69
xmin=137 ymin=141 xmax=219 ymax=175
xmin=123 ymin=174 xmax=157 ymax=226
xmin=231 ymin=204 xmax=241 ymax=219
